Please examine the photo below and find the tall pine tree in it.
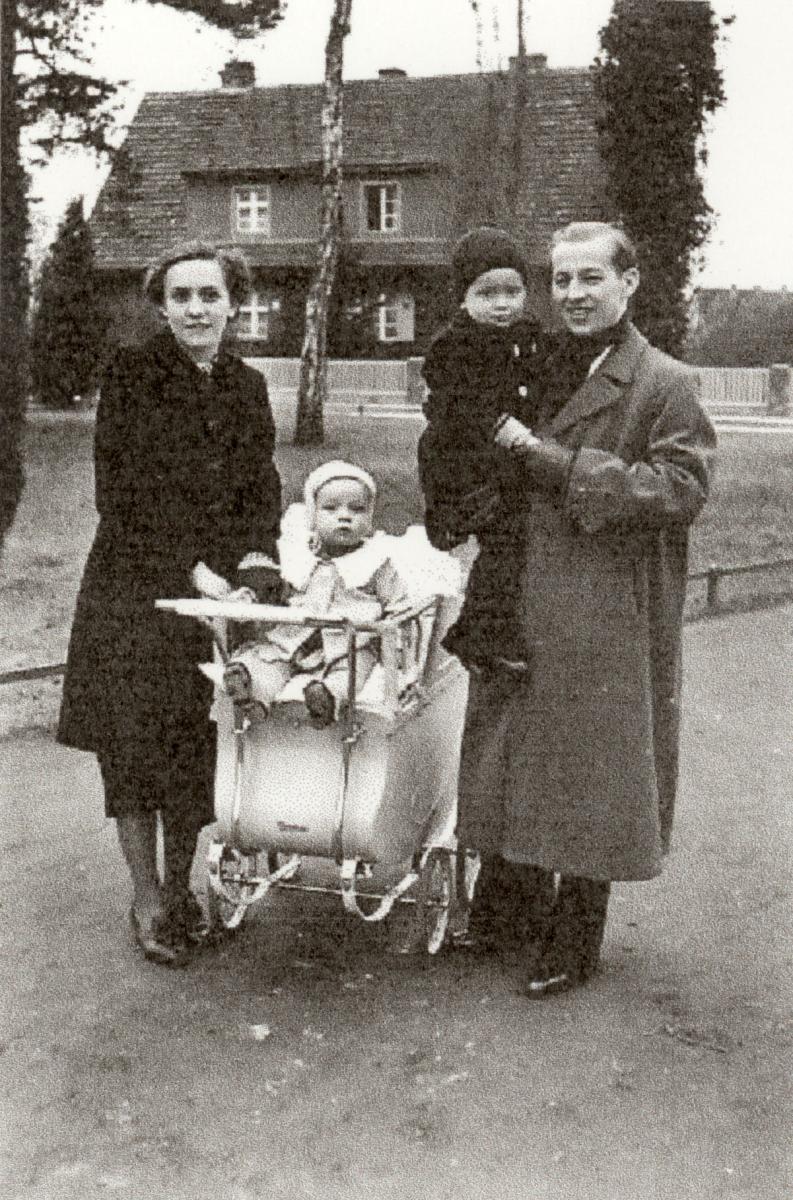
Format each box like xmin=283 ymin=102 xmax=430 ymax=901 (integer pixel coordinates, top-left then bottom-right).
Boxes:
xmin=593 ymin=0 xmax=728 ymax=353
xmin=30 ymin=198 xmax=107 ymax=407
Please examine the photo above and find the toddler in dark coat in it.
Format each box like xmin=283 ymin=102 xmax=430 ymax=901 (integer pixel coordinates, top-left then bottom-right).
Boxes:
xmin=418 ymin=227 xmax=544 ymax=668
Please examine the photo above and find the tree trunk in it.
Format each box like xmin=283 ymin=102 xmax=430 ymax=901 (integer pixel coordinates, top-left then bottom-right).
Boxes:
xmin=0 ymin=0 xmax=27 ymax=547
xmin=506 ymin=0 xmax=528 ymax=219
xmin=294 ymin=0 xmax=352 ymax=446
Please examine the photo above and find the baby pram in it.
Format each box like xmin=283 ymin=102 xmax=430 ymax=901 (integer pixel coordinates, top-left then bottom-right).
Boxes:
xmin=157 ymin=549 xmax=477 ymax=954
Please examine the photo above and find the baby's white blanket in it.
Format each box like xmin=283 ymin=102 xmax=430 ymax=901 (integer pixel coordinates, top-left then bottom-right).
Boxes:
xmin=277 ymin=504 xmax=461 ymax=601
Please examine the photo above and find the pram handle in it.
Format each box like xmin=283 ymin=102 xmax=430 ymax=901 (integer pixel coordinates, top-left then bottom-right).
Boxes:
xmin=155 ymin=596 xmax=439 ymax=633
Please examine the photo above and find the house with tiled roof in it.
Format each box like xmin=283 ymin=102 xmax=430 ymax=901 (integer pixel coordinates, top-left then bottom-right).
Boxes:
xmin=91 ymin=55 xmax=608 ymax=357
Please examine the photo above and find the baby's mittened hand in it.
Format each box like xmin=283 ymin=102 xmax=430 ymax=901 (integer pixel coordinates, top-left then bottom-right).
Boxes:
xmin=225 ymin=586 xmax=257 ymax=604
xmin=192 ymin=560 xmax=233 ymax=600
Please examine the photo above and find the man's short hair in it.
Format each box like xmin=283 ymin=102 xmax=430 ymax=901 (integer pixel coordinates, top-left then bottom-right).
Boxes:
xmin=551 ymin=222 xmax=638 ymax=274
xmin=143 ymin=241 xmax=252 ymax=308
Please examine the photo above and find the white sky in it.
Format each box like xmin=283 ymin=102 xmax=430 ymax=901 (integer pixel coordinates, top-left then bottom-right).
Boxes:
xmin=29 ymin=0 xmax=792 ymax=288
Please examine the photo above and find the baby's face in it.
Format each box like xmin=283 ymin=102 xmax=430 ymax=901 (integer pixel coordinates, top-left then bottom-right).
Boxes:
xmin=462 ymin=267 xmax=527 ymax=328
xmin=313 ymin=479 xmax=374 ymax=554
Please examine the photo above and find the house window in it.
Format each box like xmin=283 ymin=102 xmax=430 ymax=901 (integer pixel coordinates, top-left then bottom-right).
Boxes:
xmin=364 ymin=182 xmax=401 ymax=233
xmin=376 ymin=293 xmax=414 ymax=342
xmin=234 ymin=187 xmax=270 ymax=235
xmin=238 ymin=292 xmax=280 ymax=340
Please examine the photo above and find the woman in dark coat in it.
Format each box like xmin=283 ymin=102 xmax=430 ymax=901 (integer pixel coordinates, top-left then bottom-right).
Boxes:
xmin=58 ymin=242 xmax=282 ymax=965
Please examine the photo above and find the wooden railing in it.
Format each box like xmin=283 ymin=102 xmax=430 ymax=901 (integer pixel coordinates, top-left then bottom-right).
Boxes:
xmin=688 ymin=556 xmax=793 ymax=614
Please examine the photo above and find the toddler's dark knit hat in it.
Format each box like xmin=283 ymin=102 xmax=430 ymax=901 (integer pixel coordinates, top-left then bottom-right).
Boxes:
xmin=452 ymin=226 xmax=529 ymax=303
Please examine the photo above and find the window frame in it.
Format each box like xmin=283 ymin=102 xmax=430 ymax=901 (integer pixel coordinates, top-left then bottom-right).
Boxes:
xmin=237 ymin=291 xmax=280 ymax=341
xmin=232 ymin=185 xmax=271 ymax=237
xmin=361 ymin=180 xmax=402 ymax=235
xmin=376 ymin=292 xmax=415 ymax=343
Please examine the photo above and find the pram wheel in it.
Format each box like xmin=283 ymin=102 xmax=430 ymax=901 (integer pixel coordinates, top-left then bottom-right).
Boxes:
xmin=456 ymin=848 xmax=481 ymax=907
xmin=417 ymin=848 xmax=453 ymax=955
xmin=206 ymin=841 xmax=262 ymax=934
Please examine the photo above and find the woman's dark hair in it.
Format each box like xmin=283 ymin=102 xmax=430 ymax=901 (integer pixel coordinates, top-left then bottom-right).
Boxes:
xmin=143 ymin=242 xmax=252 ymax=308
xmin=551 ymin=222 xmax=638 ymax=274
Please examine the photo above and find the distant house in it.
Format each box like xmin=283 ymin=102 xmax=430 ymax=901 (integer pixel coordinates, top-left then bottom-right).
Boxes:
xmin=90 ymin=55 xmax=608 ymax=358
xmin=687 ymin=286 xmax=793 ymax=367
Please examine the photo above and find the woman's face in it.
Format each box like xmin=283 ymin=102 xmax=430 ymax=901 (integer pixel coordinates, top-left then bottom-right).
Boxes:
xmin=161 ymin=258 xmax=235 ymax=361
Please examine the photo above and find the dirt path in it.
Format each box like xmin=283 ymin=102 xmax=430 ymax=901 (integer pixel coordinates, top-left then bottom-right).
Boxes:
xmin=1 ymin=604 xmax=791 ymax=1200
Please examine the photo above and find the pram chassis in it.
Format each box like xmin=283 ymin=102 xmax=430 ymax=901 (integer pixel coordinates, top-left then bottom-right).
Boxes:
xmin=156 ymin=596 xmax=477 ymax=954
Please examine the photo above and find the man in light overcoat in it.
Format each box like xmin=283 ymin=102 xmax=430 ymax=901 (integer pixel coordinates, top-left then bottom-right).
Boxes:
xmin=450 ymin=220 xmax=717 ymax=995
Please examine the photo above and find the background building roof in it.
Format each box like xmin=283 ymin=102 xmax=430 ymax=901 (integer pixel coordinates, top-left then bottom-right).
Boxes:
xmin=91 ymin=65 xmax=608 ymax=270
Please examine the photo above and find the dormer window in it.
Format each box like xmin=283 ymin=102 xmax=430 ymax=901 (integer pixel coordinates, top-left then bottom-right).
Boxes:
xmin=363 ymin=182 xmax=401 ymax=234
xmin=234 ymin=186 xmax=270 ymax=235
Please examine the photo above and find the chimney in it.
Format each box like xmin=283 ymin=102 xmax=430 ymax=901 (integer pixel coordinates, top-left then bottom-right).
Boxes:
xmin=378 ymin=68 xmax=407 ymax=79
xmin=509 ymin=53 xmax=547 ymax=70
xmin=220 ymin=60 xmax=256 ymax=90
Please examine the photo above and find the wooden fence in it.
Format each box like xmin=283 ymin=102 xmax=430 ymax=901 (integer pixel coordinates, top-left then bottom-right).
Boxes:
xmin=247 ymin=357 xmax=410 ymax=397
xmin=247 ymin=359 xmax=791 ymax=417
xmin=697 ymin=367 xmax=769 ymax=410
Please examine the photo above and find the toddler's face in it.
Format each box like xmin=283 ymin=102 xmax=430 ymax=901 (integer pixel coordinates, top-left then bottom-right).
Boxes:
xmin=313 ymin=479 xmax=374 ymax=554
xmin=462 ymin=267 xmax=526 ymax=328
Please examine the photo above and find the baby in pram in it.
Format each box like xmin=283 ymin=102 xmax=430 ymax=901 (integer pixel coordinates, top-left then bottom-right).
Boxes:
xmin=221 ymin=460 xmax=439 ymax=728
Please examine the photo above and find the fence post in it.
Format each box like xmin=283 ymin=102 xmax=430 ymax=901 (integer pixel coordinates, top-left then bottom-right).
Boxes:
xmin=706 ymin=565 xmax=720 ymax=613
xmin=406 ymin=358 xmax=425 ymax=408
xmin=768 ymin=364 xmax=792 ymax=416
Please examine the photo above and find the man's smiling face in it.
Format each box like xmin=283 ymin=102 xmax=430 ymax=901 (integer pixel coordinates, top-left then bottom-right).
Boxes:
xmin=551 ymin=233 xmax=639 ymax=335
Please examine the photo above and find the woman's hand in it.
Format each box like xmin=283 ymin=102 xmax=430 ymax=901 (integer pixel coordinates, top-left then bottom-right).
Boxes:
xmin=191 ymin=560 xmax=232 ymax=600
xmin=494 ymin=415 xmax=542 ymax=453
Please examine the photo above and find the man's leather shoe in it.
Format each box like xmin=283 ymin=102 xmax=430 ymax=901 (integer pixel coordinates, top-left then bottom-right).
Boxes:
xmin=521 ymin=969 xmax=575 ymax=998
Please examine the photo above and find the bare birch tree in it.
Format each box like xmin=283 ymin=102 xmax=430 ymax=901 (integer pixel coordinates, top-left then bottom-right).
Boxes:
xmin=293 ymin=0 xmax=352 ymax=446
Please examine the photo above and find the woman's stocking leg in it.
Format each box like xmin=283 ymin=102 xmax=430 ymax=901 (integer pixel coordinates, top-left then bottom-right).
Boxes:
xmin=116 ymin=812 xmax=161 ymax=922
xmin=160 ymin=808 xmax=204 ymax=910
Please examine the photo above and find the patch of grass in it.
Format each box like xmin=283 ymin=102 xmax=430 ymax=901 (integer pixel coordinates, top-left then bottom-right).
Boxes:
xmin=3 ymin=416 xmax=792 ymax=672
xmin=690 ymin=432 xmax=793 ymax=570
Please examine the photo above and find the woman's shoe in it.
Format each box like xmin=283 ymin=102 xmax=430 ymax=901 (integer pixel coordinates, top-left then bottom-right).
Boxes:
xmin=129 ymin=908 xmax=189 ymax=967
xmin=160 ymin=892 xmax=209 ymax=946
xmin=180 ymin=893 xmax=210 ymax=945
